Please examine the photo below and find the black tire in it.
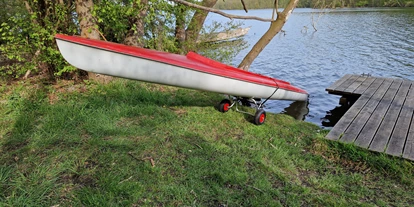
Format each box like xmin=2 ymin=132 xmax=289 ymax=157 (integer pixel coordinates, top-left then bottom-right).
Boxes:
xmin=219 ymin=99 xmax=231 ymax=113
xmin=254 ymin=109 xmax=266 ymax=125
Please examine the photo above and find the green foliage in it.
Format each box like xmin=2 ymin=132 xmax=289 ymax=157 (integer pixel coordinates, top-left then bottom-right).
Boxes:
xmin=0 ymin=1 xmax=77 ymax=79
xmin=198 ymin=21 xmax=248 ymax=64
xmin=356 ymin=0 xmax=369 ymax=6
xmin=144 ymin=0 xmax=181 ymax=52
xmin=93 ymin=0 xmax=141 ymax=43
xmin=55 ymin=65 xmax=77 ymax=77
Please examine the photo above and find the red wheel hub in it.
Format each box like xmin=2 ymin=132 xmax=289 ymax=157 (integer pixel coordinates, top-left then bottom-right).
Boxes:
xmin=224 ymin=103 xmax=230 ymax=111
xmin=259 ymin=113 xmax=265 ymax=123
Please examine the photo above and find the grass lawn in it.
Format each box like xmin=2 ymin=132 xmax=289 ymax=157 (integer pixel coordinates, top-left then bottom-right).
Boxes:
xmin=0 ymin=78 xmax=413 ymax=206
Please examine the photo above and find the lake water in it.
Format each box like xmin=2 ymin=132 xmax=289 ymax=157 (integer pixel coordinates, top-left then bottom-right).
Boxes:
xmin=206 ymin=8 xmax=414 ymax=127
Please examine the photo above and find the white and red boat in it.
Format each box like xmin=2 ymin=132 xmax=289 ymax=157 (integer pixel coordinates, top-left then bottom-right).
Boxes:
xmin=55 ymin=34 xmax=308 ymax=124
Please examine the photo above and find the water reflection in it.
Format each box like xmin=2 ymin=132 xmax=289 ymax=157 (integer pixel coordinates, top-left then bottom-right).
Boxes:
xmin=321 ymin=96 xmax=358 ymax=127
xmin=281 ymin=100 xmax=309 ymax=121
xmin=321 ymin=104 xmax=349 ymax=127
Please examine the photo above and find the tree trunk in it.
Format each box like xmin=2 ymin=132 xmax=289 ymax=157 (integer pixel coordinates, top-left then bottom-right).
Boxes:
xmin=185 ymin=0 xmax=218 ymax=48
xmin=23 ymin=0 xmax=54 ymax=78
xmin=175 ymin=5 xmax=186 ymax=54
xmin=123 ymin=0 xmax=148 ymax=48
xmin=75 ymin=0 xmax=112 ymax=83
xmin=238 ymin=0 xmax=299 ymax=71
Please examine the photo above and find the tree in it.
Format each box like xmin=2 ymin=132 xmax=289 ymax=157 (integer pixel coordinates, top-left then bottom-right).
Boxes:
xmin=185 ymin=0 xmax=218 ymax=49
xmin=0 ymin=0 xmax=24 ymax=28
xmin=174 ymin=3 xmax=187 ymax=53
xmin=238 ymin=0 xmax=299 ymax=70
xmin=123 ymin=0 xmax=148 ymax=47
xmin=75 ymin=0 xmax=112 ymax=83
xmin=0 ymin=0 xmax=77 ymax=79
xmin=171 ymin=0 xmax=221 ymax=54
xmin=172 ymin=0 xmax=299 ymax=71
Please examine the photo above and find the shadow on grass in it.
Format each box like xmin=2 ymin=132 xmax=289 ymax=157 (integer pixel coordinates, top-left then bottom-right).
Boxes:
xmin=1 ymin=80 xmax=240 ymax=205
xmin=1 ymin=80 xmax=414 ymax=206
xmin=0 ymin=81 xmax=213 ymax=166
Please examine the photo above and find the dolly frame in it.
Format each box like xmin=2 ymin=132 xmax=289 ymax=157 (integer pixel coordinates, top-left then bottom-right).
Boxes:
xmin=218 ymin=95 xmax=267 ymax=125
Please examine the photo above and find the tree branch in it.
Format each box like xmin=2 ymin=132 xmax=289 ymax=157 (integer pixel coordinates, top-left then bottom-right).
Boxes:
xmin=240 ymin=0 xmax=248 ymax=13
xmin=272 ymin=0 xmax=279 ymax=20
xmin=23 ymin=1 xmax=39 ymax=25
xmin=170 ymin=0 xmax=273 ymax=22
xmin=237 ymin=0 xmax=299 ymax=70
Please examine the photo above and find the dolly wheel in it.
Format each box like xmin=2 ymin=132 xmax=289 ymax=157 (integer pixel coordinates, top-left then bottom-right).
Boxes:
xmin=254 ymin=109 xmax=266 ymax=125
xmin=219 ymin=99 xmax=231 ymax=113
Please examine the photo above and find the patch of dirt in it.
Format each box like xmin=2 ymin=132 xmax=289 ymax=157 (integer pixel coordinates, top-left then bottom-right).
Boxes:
xmin=60 ymin=173 xmax=97 ymax=188
xmin=48 ymin=93 xmax=59 ymax=104
xmin=47 ymin=80 xmax=88 ymax=104
xmin=308 ymin=139 xmax=371 ymax=174
xmin=1 ymin=77 xmax=90 ymax=105
xmin=168 ymin=107 xmax=187 ymax=117
xmin=339 ymin=159 xmax=371 ymax=174
xmin=4 ymin=138 xmax=29 ymax=152
xmin=297 ymin=168 xmax=316 ymax=188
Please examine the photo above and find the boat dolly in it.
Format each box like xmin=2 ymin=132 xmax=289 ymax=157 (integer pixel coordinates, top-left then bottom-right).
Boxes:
xmin=218 ymin=96 xmax=267 ymax=125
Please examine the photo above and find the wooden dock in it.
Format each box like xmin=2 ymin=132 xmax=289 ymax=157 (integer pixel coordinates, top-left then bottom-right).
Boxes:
xmin=326 ymin=74 xmax=414 ymax=161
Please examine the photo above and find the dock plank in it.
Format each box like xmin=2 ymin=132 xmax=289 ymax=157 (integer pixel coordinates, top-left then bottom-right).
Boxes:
xmin=404 ymin=91 xmax=414 ymax=159
xmin=345 ymin=75 xmax=368 ymax=94
xmin=354 ymin=79 xmax=403 ymax=148
xmin=403 ymin=124 xmax=414 ymax=160
xmin=339 ymin=79 xmax=393 ymax=143
xmin=333 ymin=75 xmax=360 ymax=94
xmin=326 ymin=74 xmax=352 ymax=92
xmin=386 ymin=81 xmax=414 ymax=156
xmin=368 ymin=80 xmax=411 ymax=152
xmin=353 ymin=76 xmax=376 ymax=95
xmin=325 ymin=78 xmax=385 ymax=140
